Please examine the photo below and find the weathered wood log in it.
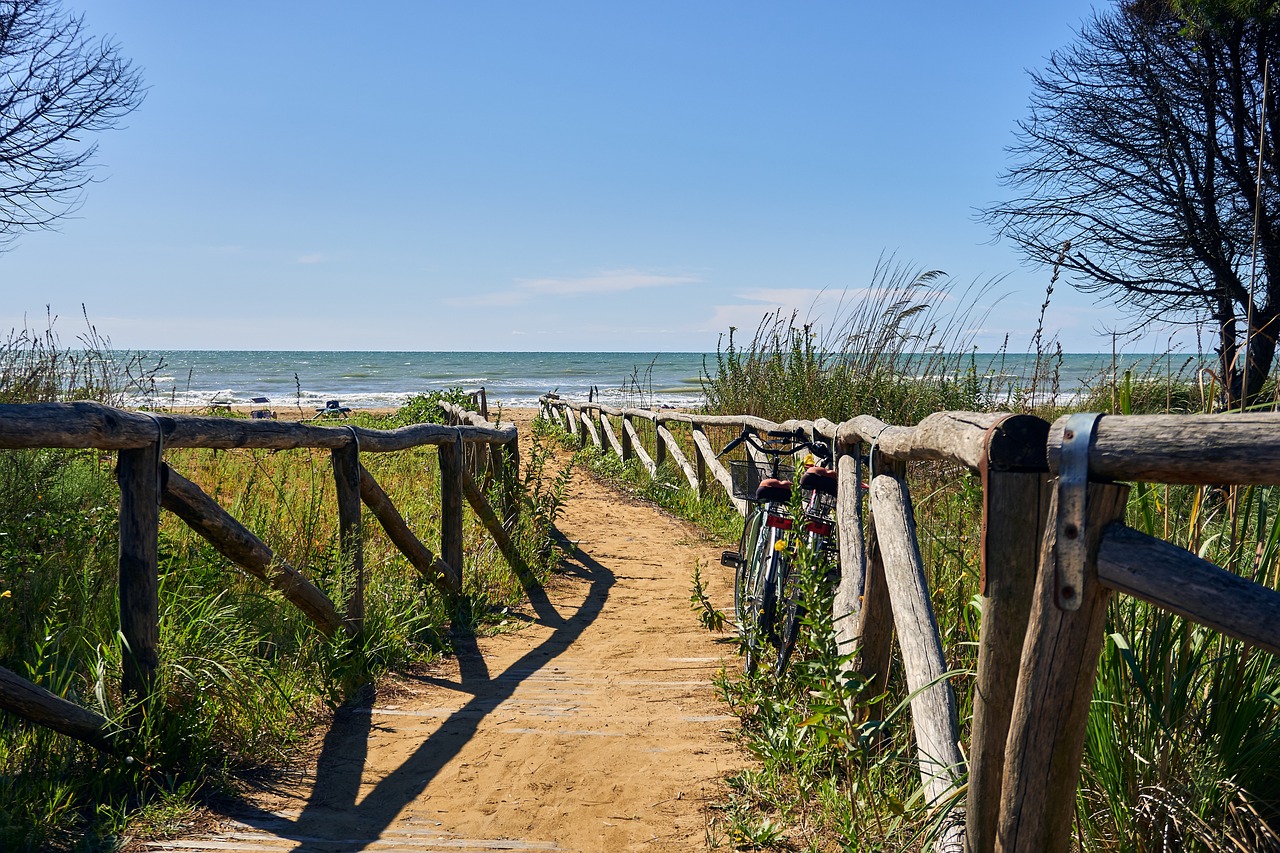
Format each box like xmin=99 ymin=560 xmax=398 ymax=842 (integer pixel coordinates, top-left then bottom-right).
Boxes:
xmin=968 ymin=471 xmax=1050 ymax=853
xmin=1097 ymin=523 xmax=1280 ymax=656
xmin=869 ymin=473 xmax=966 ymax=809
xmin=997 ymin=482 xmax=1129 ymax=853
xmin=547 ymin=402 xmax=565 ymax=431
xmin=0 ymin=402 xmax=516 ymax=452
xmin=813 ymin=417 xmax=838 ymax=441
xmin=461 ymin=469 xmax=533 ymax=583
xmin=622 ymin=416 xmax=657 ymax=477
xmin=600 ymin=412 xmax=624 ymax=458
xmin=657 ymin=424 xmax=698 ymax=491
xmin=859 ymin=521 xmax=895 ymax=702
xmin=332 ymin=441 xmax=364 ymax=631
xmin=581 ymin=408 xmax=602 ymax=449
xmin=118 ymin=443 xmax=161 ymax=705
xmin=357 ymin=421 xmax=516 ymax=451
xmin=836 ymin=412 xmax=1007 ymax=471
xmin=358 ymin=465 xmax=450 ymax=592
xmin=564 ymin=404 xmax=581 ymax=444
xmin=654 ymin=419 xmax=668 ymax=468
xmin=0 ymin=664 xmax=113 ymax=751
xmin=832 ymin=448 xmax=866 ymax=657
xmin=1047 ymin=412 xmax=1280 ymax=485
xmin=691 ymin=428 xmax=746 ymax=515
xmin=620 ymin=415 xmax=634 ymax=462
xmin=162 ymin=467 xmax=343 ymax=636
xmin=655 ymin=411 xmax=814 ymax=434
xmin=438 ymin=435 xmax=465 ymax=593
xmin=967 ymin=414 xmax=1052 ymax=853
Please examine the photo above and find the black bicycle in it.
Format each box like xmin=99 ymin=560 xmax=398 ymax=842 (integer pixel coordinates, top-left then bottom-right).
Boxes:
xmin=718 ymin=427 xmax=838 ymax=676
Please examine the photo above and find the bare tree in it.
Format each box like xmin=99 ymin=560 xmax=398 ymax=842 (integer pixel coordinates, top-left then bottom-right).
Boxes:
xmin=984 ymin=1 xmax=1280 ymax=407
xmin=0 ymin=0 xmax=143 ymax=250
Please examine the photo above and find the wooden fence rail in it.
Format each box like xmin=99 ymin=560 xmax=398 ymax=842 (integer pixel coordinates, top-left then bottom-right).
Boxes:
xmin=0 ymin=401 xmax=520 ymax=753
xmin=540 ymin=395 xmax=1280 ymax=853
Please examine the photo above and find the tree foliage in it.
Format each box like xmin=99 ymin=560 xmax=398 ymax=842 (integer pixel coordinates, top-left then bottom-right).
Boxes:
xmin=984 ymin=0 xmax=1280 ymax=405
xmin=0 ymin=0 xmax=143 ymax=250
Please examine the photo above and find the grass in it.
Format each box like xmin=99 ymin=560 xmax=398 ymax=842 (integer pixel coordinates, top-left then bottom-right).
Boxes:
xmin=556 ymin=263 xmax=1280 ymax=850
xmin=0 ymin=328 xmax=568 ymax=850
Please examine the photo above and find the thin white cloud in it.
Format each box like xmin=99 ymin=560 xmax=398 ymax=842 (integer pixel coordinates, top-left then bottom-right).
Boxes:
xmin=521 ymin=269 xmax=700 ymax=295
xmin=296 ymin=253 xmax=327 ymax=265
xmin=445 ymin=268 xmax=701 ymax=307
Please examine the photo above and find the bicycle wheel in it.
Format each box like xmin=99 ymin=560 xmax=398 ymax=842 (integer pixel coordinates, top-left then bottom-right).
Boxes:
xmin=742 ymin=522 xmax=776 ymax=675
xmin=774 ymin=555 xmax=804 ymax=679
xmin=734 ymin=509 xmax=763 ymax=629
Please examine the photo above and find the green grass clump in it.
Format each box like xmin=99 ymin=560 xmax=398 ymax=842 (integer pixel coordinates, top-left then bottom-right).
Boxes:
xmin=701 ymin=260 xmax=996 ymax=426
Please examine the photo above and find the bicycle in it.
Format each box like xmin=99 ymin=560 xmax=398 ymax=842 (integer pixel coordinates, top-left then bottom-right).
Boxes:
xmin=718 ymin=427 xmax=838 ymax=676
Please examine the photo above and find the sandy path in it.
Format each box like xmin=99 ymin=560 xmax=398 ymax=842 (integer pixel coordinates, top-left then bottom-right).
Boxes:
xmin=149 ymin=418 xmax=744 ymax=853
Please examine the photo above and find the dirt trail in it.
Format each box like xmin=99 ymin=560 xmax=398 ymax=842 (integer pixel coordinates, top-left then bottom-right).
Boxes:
xmin=149 ymin=415 xmax=744 ymax=853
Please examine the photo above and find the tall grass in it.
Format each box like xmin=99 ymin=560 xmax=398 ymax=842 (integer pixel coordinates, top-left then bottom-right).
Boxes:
xmin=0 ymin=330 xmax=565 ymax=849
xmin=702 ymin=260 xmax=999 ymax=425
xmin=685 ymin=263 xmax=1280 ymax=850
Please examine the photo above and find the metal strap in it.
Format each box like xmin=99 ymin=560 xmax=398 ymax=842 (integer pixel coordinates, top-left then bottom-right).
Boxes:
xmin=1055 ymin=412 xmax=1102 ymax=611
xmin=142 ymin=412 xmax=166 ymax=507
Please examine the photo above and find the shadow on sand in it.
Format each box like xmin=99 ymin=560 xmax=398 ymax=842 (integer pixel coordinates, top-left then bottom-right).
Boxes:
xmin=224 ymin=535 xmax=614 ymax=852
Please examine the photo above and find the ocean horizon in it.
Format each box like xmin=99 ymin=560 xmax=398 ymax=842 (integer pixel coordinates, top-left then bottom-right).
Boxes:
xmin=127 ymin=350 xmax=1210 ymax=411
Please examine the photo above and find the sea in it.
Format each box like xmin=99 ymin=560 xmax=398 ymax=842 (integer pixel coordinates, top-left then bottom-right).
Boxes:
xmin=128 ymin=350 xmax=1208 ymax=411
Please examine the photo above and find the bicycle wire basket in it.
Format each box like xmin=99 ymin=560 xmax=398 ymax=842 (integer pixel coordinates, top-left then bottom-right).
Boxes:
xmin=729 ymin=459 xmax=795 ymax=501
xmin=802 ymin=488 xmax=837 ymax=517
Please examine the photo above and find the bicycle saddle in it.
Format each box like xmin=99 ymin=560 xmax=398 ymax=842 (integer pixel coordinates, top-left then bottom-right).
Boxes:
xmin=799 ymin=466 xmax=838 ymax=497
xmin=755 ymin=477 xmax=793 ymax=503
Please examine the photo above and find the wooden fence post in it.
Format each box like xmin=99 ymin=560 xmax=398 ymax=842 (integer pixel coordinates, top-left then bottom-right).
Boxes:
xmin=503 ymin=438 xmax=521 ymax=524
xmin=833 ymin=441 xmax=866 ymax=657
xmin=692 ymin=427 xmax=708 ymax=497
xmin=620 ymin=414 xmax=634 ymax=462
xmin=831 ymin=440 xmax=893 ymax=702
xmin=582 ymin=407 xmax=602 ymax=449
xmin=968 ymin=415 xmax=1050 ymax=853
xmin=332 ymin=437 xmax=364 ymax=632
xmin=870 ymin=472 xmax=966 ymax=850
xmin=438 ymin=432 xmax=465 ymax=593
xmin=996 ymin=482 xmax=1128 ymax=852
xmin=657 ymin=424 xmax=697 ymax=491
xmin=600 ymin=411 xmax=624 ymax=457
xmin=118 ymin=441 xmax=162 ymax=709
xmin=564 ymin=405 xmax=580 ymax=444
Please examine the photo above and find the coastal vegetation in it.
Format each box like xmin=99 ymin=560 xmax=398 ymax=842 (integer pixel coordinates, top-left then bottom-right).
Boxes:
xmin=562 ymin=263 xmax=1280 ymax=850
xmin=0 ymin=328 xmax=568 ymax=850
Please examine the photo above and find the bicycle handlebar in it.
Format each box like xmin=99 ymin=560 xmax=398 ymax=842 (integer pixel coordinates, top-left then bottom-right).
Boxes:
xmin=716 ymin=424 xmax=831 ymax=465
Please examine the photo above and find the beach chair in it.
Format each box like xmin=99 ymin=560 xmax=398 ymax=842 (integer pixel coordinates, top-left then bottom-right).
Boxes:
xmin=314 ymin=400 xmax=352 ymax=419
xmin=207 ymin=392 xmax=233 ymax=414
xmin=250 ymin=397 xmax=275 ymax=419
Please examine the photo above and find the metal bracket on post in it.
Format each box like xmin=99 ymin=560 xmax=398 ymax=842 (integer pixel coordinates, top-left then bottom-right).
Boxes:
xmin=1054 ymin=412 xmax=1102 ymax=611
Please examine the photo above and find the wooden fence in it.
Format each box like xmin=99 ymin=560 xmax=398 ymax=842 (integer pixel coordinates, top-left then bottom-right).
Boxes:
xmin=0 ymin=400 xmax=520 ymax=752
xmin=540 ymin=395 xmax=1280 ymax=853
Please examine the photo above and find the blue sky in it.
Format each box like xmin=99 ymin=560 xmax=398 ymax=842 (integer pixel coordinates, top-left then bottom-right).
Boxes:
xmin=1 ymin=1 xmax=1188 ymax=352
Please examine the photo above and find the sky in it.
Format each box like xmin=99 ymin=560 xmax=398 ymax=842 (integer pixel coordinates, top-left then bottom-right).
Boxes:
xmin=0 ymin=1 xmax=1194 ymax=353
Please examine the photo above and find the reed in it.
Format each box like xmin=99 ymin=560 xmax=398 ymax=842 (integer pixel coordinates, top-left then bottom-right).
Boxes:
xmin=701 ymin=259 xmax=999 ymax=426
xmin=689 ymin=265 xmax=1280 ymax=850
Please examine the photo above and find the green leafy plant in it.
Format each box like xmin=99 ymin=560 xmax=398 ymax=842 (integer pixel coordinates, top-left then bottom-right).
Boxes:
xmin=690 ymin=561 xmax=726 ymax=633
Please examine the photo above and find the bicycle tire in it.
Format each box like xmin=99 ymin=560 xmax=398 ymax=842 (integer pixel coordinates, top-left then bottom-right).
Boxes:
xmin=775 ymin=557 xmax=804 ymax=678
xmin=733 ymin=509 xmax=762 ymax=629
xmin=742 ymin=520 xmax=775 ymax=675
